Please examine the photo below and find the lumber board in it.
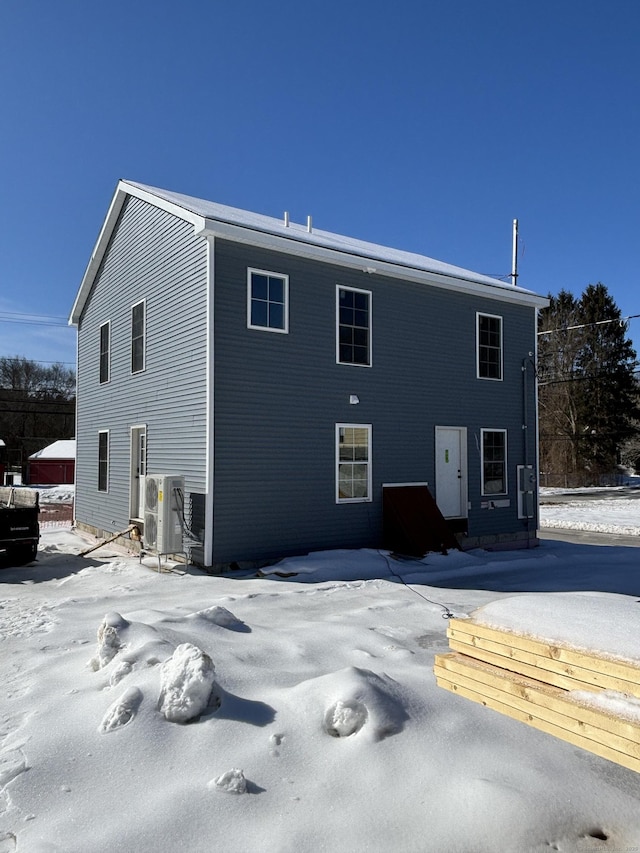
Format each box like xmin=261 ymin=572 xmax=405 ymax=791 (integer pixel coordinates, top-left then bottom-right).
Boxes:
xmin=435 ymin=653 xmax=640 ymax=754
xmin=435 ymin=670 xmax=640 ymax=775
xmin=448 ymin=619 xmax=640 ymax=693
xmin=447 ymin=619 xmax=640 ymax=698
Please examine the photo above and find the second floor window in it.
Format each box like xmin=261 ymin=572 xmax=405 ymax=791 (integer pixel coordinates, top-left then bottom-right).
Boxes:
xmin=98 ymin=430 xmax=109 ymax=492
xmin=477 ymin=313 xmax=503 ymax=380
xmin=99 ymin=321 xmax=110 ymax=384
xmin=247 ymin=269 xmax=289 ymax=332
xmin=337 ymin=286 xmax=371 ymax=366
xmin=131 ymin=300 xmax=145 ymax=373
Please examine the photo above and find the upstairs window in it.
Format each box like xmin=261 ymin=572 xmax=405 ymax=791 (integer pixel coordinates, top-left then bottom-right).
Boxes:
xmin=98 ymin=430 xmax=109 ymax=492
xmin=336 ymin=424 xmax=372 ymax=502
xmin=99 ymin=321 xmax=110 ymax=384
xmin=131 ymin=300 xmax=146 ymax=373
xmin=337 ymin=286 xmax=371 ymax=366
xmin=247 ymin=269 xmax=289 ymax=332
xmin=481 ymin=429 xmax=507 ymax=495
xmin=477 ymin=313 xmax=503 ymax=380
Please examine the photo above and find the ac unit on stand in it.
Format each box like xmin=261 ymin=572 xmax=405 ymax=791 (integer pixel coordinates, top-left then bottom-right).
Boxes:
xmin=144 ymin=474 xmax=185 ymax=554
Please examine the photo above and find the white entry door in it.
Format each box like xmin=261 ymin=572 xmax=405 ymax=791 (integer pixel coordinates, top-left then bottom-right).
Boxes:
xmin=130 ymin=425 xmax=147 ymax=520
xmin=435 ymin=426 xmax=467 ymax=518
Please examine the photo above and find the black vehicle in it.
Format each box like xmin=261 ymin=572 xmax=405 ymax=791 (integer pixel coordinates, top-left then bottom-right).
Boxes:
xmin=0 ymin=487 xmax=39 ymax=565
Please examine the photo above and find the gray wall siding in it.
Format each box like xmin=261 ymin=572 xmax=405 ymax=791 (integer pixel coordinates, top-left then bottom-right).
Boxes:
xmin=212 ymin=239 xmax=539 ymax=563
xmin=75 ymin=196 xmax=208 ymax=539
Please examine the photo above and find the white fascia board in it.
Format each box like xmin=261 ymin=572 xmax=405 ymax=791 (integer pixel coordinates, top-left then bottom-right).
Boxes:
xmin=197 ymin=220 xmax=549 ymax=310
xmin=69 ymin=180 xmax=207 ymax=326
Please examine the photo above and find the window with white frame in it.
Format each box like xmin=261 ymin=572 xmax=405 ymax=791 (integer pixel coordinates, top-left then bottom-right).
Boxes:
xmin=99 ymin=321 xmax=110 ymax=384
xmin=247 ymin=269 xmax=289 ymax=332
xmin=481 ymin=429 xmax=507 ymax=495
xmin=337 ymin=286 xmax=371 ymax=366
xmin=477 ymin=313 xmax=503 ymax=380
xmin=336 ymin=424 xmax=372 ymax=502
xmin=98 ymin=430 xmax=109 ymax=492
xmin=131 ymin=300 xmax=146 ymax=373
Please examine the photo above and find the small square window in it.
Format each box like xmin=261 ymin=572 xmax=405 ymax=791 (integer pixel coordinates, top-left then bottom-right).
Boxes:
xmin=247 ymin=269 xmax=289 ymax=333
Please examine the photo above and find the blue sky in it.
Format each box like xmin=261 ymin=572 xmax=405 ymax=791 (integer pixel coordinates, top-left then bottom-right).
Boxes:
xmin=1 ymin=0 xmax=639 ymax=368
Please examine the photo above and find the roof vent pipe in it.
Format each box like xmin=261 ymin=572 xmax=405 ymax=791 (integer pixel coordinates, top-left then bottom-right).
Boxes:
xmin=307 ymin=215 xmax=313 ymax=233
xmin=284 ymin=211 xmax=289 ymax=227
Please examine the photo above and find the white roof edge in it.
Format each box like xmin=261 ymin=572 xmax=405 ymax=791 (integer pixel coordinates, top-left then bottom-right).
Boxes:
xmin=70 ymin=181 xmax=547 ymax=324
xmin=69 ymin=180 xmax=207 ymax=325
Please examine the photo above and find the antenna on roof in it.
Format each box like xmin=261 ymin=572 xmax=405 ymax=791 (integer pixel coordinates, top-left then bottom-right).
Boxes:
xmin=307 ymin=215 xmax=313 ymax=233
xmin=284 ymin=211 xmax=290 ymax=227
xmin=511 ymin=219 xmax=519 ymax=286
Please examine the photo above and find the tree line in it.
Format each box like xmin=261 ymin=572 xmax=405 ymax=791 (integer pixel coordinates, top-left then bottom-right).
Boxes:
xmin=0 ymin=356 xmax=75 ymax=475
xmin=538 ymin=283 xmax=640 ymax=487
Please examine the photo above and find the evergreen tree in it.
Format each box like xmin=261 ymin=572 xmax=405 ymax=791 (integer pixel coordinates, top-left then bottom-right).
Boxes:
xmin=538 ymin=283 xmax=639 ymax=485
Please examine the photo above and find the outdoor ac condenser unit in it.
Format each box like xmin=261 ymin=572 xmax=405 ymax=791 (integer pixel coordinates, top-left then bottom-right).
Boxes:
xmin=143 ymin=474 xmax=185 ymax=553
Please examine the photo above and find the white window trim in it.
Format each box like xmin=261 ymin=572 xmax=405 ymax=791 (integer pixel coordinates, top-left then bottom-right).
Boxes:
xmin=480 ymin=428 xmax=508 ymax=496
xmin=131 ymin=299 xmax=146 ymax=374
xmin=476 ymin=312 xmax=503 ymax=381
xmin=336 ymin=285 xmax=372 ymax=368
xmin=335 ymin=423 xmax=372 ymax=503
xmin=98 ymin=429 xmax=109 ymax=493
xmin=99 ymin=320 xmax=111 ymax=384
xmin=247 ymin=268 xmax=289 ymax=333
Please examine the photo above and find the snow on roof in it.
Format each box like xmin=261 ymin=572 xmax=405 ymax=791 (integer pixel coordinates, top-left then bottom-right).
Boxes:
xmin=29 ymin=439 xmax=76 ymax=460
xmin=70 ymin=179 xmax=548 ymax=325
xmin=126 ymin=180 xmax=533 ymax=293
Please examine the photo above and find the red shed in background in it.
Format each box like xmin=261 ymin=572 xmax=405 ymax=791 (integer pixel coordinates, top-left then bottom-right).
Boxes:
xmin=28 ymin=439 xmax=76 ymax=485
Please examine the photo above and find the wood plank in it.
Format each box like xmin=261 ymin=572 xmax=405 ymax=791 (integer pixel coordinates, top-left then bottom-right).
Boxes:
xmin=448 ymin=630 xmax=640 ymax=696
xmin=435 ymin=672 xmax=640 ymax=775
xmin=435 ymin=653 xmax=640 ymax=753
xmin=447 ymin=619 xmax=640 ymax=695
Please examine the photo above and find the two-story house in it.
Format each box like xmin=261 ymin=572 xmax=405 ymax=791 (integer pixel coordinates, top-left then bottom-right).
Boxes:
xmin=69 ymin=181 xmax=548 ymax=569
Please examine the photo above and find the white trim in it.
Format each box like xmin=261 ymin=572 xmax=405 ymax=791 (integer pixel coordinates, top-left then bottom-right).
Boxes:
xmin=129 ymin=424 xmax=147 ymax=520
xmin=336 ymin=285 xmax=372 ymax=367
xmin=204 ymin=237 xmax=215 ymax=567
xmin=131 ymin=298 xmax=146 ymax=374
xmin=476 ymin=312 xmax=503 ymax=381
xmin=198 ymin=219 xmax=549 ymax=309
xmin=480 ymin=428 xmax=508 ymax=496
xmin=336 ymin=423 xmax=372 ymax=503
xmin=247 ymin=268 xmax=289 ymax=333
xmin=99 ymin=320 xmax=111 ymax=384
xmin=98 ymin=429 xmax=109 ymax=493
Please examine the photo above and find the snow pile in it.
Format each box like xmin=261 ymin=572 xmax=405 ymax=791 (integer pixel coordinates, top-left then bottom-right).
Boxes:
xmin=1 ymin=526 xmax=640 ymax=852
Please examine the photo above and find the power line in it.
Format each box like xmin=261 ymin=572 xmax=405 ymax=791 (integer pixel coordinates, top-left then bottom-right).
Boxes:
xmin=538 ymin=313 xmax=640 ymax=336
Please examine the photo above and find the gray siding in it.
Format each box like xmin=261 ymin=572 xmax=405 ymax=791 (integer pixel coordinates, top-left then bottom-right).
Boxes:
xmin=75 ymin=196 xmax=208 ymax=546
xmin=212 ymin=239 xmax=539 ymax=564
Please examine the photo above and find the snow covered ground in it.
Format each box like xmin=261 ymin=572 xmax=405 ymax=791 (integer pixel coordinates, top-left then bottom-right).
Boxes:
xmin=1 ymin=492 xmax=640 ymax=852
xmin=540 ymin=485 xmax=640 ymax=537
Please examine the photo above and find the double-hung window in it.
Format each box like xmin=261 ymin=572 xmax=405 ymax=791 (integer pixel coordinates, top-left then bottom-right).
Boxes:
xmin=336 ymin=424 xmax=372 ymax=502
xmin=99 ymin=321 xmax=110 ymax=384
xmin=98 ymin=430 xmax=109 ymax=492
xmin=477 ymin=313 xmax=503 ymax=380
xmin=337 ymin=286 xmax=371 ymax=366
xmin=131 ymin=300 xmax=146 ymax=373
xmin=481 ymin=429 xmax=507 ymax=495
xmin=247 ymin=269 xmax=289 ymax=332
